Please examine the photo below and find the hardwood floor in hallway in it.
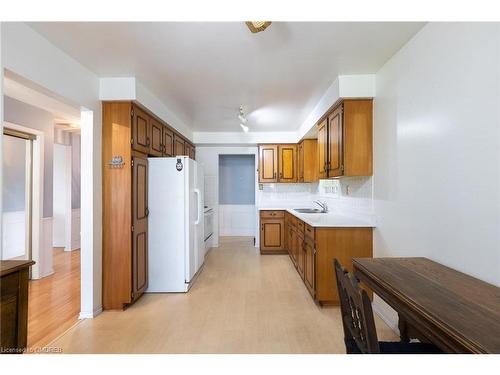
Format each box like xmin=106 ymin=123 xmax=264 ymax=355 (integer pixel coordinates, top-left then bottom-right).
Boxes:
xmin=48 ymin=237 xmax=397 ymax=353
xmin=28 ymin=248 xmax=81 ymax=349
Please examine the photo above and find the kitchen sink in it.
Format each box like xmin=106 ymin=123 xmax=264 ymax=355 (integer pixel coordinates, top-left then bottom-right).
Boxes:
xmin=293 ymin=208 xmax=326 ymax=214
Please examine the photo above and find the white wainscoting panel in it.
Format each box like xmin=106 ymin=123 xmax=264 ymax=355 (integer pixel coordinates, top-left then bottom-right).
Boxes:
xmin=219 ymin=205 xmax=256 ymax=236
xmin=71 ymin=208 xmax=81 ymax=250
xmin=1 ymin=211 xmax=26 ymax=259
xmin=38 ymin=217 xmax=54 ymax=279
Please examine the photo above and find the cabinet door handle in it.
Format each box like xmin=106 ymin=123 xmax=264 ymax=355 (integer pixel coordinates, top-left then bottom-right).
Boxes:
xmin=279 ymin=172 xmax=282 ymax=179
xmin=274 ymin=172 xmax=277 ymax=179
xmin=146 ymin=137 xmax=150 ymax=146
xmin=145 ymin=207 xmax=149 ymax=217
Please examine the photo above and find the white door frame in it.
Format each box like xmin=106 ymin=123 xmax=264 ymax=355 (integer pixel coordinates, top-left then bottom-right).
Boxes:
xmin=3 ymin=121 xmax=44 ymax=279
xmin=53 ymin=142 xmax=73 ymax=251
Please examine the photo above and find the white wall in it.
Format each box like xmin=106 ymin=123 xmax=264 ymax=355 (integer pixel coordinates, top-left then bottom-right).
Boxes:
xmin=1 ymin=22 xmax=102 ymax=318
xmin=100 ymin=77 xmax=193 ymax=141
xmin=4 ymin=96 xmax=54 ymax=217
xmin=373 ymin=23 xmax=500 ymax=329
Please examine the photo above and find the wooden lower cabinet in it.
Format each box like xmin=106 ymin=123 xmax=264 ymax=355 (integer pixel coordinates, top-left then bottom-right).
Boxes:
xmin=296 ymin=229 xmax=305 ymax=280
xmin=1 ymin=260 xmax=34 ymax=353
xmin=281 ymin=212 xmax=373 ymax=305
xmin=314 ymin=227 xmax=372 ymax=305
xmin=304 ymin=238 xmax=315 ymax=297
xmin=260 ymin=211 xmax=286 ymax=254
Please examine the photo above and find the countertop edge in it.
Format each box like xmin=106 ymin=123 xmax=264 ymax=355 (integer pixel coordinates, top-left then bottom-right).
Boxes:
xmin=257 ymin=207 xmax=376 ymax=228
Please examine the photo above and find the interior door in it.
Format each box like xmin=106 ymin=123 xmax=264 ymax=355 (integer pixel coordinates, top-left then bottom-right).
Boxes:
xmin=259 ymin=145 xmax=278 ymax=183
xmin=317 ymin=118 xmax=327 ymax=179
xmin=132 ymin=105 xmax=150 ymax=154
xmin=132 ymin=156 xmax=148 ymax=298
xmin=278 ymin=144 xmax=297 ymax=183
xmin=328 ymin=105 xmax=344 ymax=177
xmin=149 ymin=117 xmax=163 ymax=156
xmin=163 ymin=127 xmax=174 ymax=156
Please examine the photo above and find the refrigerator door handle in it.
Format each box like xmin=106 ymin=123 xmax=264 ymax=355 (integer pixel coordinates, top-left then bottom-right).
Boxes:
xmin=194 ymin=188 xmax=201 ymax=225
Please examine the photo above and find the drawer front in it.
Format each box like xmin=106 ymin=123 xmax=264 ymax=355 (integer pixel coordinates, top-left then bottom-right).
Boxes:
xmin=1 ymin=273 xmax=19 ymax=301
xmin=260 ymin=210 xmax=285 ymax=219
xmin=305 ymin=224 xmax=315 ymax=241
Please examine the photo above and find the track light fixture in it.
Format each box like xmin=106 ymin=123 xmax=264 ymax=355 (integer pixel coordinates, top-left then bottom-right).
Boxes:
xmin=238 ymin=105 xmax=249 ymax=132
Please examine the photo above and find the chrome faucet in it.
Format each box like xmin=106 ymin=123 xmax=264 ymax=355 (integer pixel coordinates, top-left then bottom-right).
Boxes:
xmin=314 ymin=200 xmax=328 ymax=213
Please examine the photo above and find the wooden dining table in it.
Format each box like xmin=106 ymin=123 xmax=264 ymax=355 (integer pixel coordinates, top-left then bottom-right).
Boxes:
xmin=352 ymin=257 xmax=500 ymax=354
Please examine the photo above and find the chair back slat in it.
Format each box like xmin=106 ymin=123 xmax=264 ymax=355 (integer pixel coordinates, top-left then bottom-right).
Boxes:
xmin=334 ymin=259 xmax=380 ymax=354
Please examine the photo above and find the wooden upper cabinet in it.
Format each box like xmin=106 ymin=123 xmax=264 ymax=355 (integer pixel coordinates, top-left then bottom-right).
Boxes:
xmin=317 ymin=99 xmax=373 ymax=178
xmin=317 ymin=118 xmax=328 ymax=179
xmin=163 ymin=127 xmax=174 ymax=157
xmin=259 ymin=145 xmax=278 ymax=183
xmin=189 ymin=146 xmax=196 ymax=160
xmin=343 ymin=99 xmax=373 ymax=176
xmin=132 ymin=156 xmax=148 ymax=299
xmin=149 ymin=117 xmax=163 ymax=157
xmin=174 ymin=135 xmax=185 ymax=156
xmin=278 ymin=144 xmax=297 ymax=183
xmin=298 ymin=142 xmax=304 ymax=182
xmin=327 ymin=105 xmax=344 ymax=177
xmin=132 ymin=105 xmax=150 ymax=154
xmin=299 ymin=139 xmax=318 ymax=183
xmin=258 ymin=142 xmax=316 ymax=184
xmin=185 ymin=143 xmax=193 ymax=159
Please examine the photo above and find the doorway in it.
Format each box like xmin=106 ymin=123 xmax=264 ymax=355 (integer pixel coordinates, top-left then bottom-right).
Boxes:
xmin=218 ymin=155 xmax=256 ymax=236
xmin=1 ymin=129 xmax=34 ymax=266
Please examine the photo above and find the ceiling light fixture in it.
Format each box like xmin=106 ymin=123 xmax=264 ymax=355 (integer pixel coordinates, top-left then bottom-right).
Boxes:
xmin=238 ymin=105 xmax=249 ymax=133
xmin=238 ymin=105 xmax=247 ymax=124
xmin=245 ymin=21 xmax=272 ymax=34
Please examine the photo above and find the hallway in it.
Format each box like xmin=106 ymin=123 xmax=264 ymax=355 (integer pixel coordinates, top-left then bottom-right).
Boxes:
xmin=28 ymin=248 xmax=80 ymax=349
xmin=47 ymin=237 xmax=396 ymax=353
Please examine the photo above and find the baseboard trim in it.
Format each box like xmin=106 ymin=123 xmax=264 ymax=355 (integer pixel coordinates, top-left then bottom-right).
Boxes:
xmin=79 ymin=306 xmax=103 ymax=320
xmin=372 ymin=299 xmax=399 ymax=335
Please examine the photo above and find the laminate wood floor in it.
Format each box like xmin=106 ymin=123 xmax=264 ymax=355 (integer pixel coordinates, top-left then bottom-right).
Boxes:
xmin=28 ymin=248 xmax=81 ymax=349
xmin=48 ymin=237 xmax=397 ymax=353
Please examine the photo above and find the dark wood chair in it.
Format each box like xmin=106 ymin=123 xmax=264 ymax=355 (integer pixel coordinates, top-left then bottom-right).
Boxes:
xmin=333 ymin=259 xmax=442 ymax=354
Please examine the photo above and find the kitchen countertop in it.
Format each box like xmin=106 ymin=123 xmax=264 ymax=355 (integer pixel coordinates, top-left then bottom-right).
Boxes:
xmin=258 ymin=207 xmax=375 ymax=228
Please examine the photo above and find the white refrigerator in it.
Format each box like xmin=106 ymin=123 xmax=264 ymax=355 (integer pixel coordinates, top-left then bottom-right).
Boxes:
xmin=147 ymin=156 xmax=205 ymax=292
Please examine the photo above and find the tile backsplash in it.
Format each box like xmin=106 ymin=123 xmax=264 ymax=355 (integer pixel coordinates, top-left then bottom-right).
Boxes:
xmin=316 ymin=177 xmax=373 ymax=215
xmin=257 ymin=177 xmax=373 ymax=215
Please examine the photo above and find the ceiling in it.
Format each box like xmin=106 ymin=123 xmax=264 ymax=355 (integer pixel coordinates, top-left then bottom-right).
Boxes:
xmin=28 ymin=22 xmax=424 ymax=132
